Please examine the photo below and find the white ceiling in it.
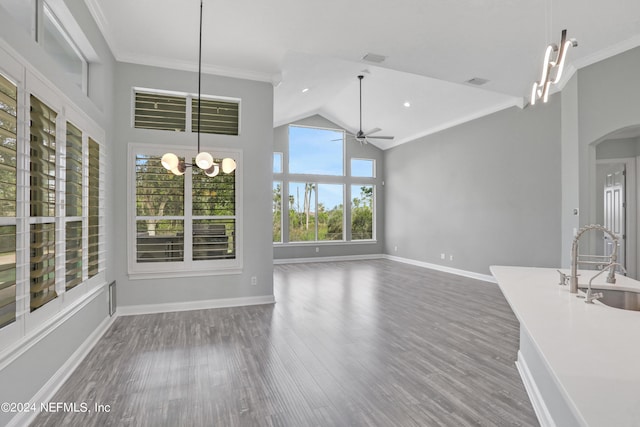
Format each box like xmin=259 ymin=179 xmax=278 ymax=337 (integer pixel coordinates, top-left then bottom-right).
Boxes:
xmin=85 ymin=0 xmax=640 ymax=149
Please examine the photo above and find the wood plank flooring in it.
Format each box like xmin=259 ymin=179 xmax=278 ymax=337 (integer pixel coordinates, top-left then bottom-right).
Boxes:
xmin=32 ymin=260 xmax=538 ymax=426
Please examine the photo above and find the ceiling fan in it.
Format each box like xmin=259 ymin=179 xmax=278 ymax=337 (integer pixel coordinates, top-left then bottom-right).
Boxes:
xmin=349 ymin=74 xmax=394 ymax=145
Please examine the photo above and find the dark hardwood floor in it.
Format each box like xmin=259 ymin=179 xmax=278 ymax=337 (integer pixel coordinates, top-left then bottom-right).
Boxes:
xmin=32 ymin=260 xmax=538 ymax=426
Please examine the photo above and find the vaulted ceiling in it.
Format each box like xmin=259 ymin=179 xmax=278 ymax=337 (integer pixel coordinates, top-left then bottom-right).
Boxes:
xmin=86 ymin=0 xmax=640 ymax=149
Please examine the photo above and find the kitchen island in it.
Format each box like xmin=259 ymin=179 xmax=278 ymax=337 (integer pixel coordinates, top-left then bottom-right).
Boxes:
xmin=491 ymin=266 xmax=640 ymax=427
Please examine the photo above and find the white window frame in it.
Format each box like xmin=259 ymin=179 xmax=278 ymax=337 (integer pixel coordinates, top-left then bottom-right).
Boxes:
xmin=0 ymin=41 xmax=106 ymax=353
xmin=127 ymin=143 xmax=243 ymax=279
xmin=131 ymin=87 xmax=242 ymax=135
xmin=350 ymin=184 xmax=376 ymax=241
xmin=350 ymin=158 xmax=376 ymax=178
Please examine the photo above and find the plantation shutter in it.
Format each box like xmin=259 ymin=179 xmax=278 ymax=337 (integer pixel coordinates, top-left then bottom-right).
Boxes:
xmin=0 ymin=73 xmax=17 ymax=326
xmin=88 ymin=138 xmax=99 ymax=277
xmin=134 ymin=91 xmax=186 ymax=132
xmin=65 ymin=122 xmax=83 ymax=290
xmin=135 ymin=154 xmax=185 ymax=262
xmin=192 ymin=98 xmax=239 ymax=135
xmin=192 ymin=164 xmax=236 ymax=260
xmin=30 ymin=95 xmax=57 ymax=311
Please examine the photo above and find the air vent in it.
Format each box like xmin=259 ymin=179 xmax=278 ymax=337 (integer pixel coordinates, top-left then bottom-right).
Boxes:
xmin=362 ymin=53 xmax=387 ymax=63
xmin=466 ymin=77 xmax=489 ymax=86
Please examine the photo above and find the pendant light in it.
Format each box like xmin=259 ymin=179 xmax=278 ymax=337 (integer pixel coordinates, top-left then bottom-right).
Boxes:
xmin=161 ymin=0 xmax=236 ymax=177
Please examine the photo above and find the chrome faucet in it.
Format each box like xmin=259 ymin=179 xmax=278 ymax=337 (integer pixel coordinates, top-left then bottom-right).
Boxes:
xmin=583 ymin=262 xmax=626 ymax=304
xmin=570 ymin=224 xmax=619 ymax=293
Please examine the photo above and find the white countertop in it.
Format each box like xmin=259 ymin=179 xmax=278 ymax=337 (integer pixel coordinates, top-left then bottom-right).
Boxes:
xmin=490 ymin=266 xmax=640 ymax=427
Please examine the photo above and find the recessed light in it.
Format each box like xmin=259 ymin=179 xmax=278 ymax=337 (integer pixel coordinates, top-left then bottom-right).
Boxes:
xmin=301 ymin=88 xmax=309 ymax=93
xmin=403 ymin=101 xmax=411 ymax=108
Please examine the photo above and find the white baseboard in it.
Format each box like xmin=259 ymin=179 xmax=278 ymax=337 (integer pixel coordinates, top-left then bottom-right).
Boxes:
xmin=7 ymin=314 xmax=116 ymax=427
xmin=274 ymin=254 xmax=384 ymax=265
xmin=384 ymin=255 xmax=497 ymax=283
xmin=117 ymin=295 xmax=276 ymax=316
xmin=516 ymin=350 xmax=556 ymax=427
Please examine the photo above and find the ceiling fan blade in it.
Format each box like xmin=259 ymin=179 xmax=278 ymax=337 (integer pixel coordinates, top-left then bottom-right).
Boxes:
xmin=364 ymin=135 xmax=394 ymax=140
xmin=365 ymin=127 xmax=382 ymax=135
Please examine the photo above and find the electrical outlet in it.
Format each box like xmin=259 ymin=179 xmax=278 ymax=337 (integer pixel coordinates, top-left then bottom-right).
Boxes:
xmin=251 ymin=276 xmax=257 ymax=286
xmin=315 ymin=247 xmax=319 ymax=253
xmin=394 ymin=246 xmax=398 ymax=252
xmin=440 ymin=253 xmax=445 ymax=260
xmin=449 ymin=255 xmax=454 ymax=261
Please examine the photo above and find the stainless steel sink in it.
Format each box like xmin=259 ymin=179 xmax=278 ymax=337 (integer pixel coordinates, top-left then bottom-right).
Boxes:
xmin=579 ymin=287 xmax=640 ymax=311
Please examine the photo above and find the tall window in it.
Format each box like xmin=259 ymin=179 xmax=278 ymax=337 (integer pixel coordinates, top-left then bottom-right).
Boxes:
xmin=0 ymin=45 xmax=105 ymax=339
xmin=274 ymin=124 xmax=377 ymax=245
xmin=130 ymin=146 xmax=241 ymax=276
xmin=273 ymin=181 xmax=282 ymax=243
xmin=65 ymin=122 xmax=82 ymax=290
xmin=88 ymin=138 xmax=100 ymax=277
xmin=30 ymin=95 xmax=57 ymax=311
xmin=351 ymin=185 xmax=374 ymax=240
xmin=0 ymin=73 xmax=17 ymax=327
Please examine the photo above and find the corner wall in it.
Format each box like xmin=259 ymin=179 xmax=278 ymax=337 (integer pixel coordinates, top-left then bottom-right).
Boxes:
xmin=384 ymin=100 xmax=562 ymax=275
xmin=113 ymin=63 xmax=274 ymax=309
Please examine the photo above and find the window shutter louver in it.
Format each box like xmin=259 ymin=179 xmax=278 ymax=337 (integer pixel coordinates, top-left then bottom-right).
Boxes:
xmin=30 ymin=95 xmax=57 ymax=311
xmin=191 ymin=98 xmax=239 ymax=135
xmin=135 ymin=154 xmax=185 ymax=263
xmin=88 ymin=138 xmax=99 ymax=277
xmin=134 ymin=92 xmax=186 ymax=132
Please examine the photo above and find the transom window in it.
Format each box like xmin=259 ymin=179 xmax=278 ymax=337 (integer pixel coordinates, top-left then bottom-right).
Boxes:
xmin=133 ymin=89 xmax=240 ymax=136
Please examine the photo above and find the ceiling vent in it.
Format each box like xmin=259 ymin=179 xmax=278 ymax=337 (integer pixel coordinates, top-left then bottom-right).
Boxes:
xmin=361 ymin=53 xmax=387 ymax=63
xmin=466 ymin=77 xmax=489 ymax=86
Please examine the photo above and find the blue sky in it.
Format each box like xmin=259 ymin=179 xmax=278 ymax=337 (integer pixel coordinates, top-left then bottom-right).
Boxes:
xmin=278 ymin=126 xmax=374 ymax=210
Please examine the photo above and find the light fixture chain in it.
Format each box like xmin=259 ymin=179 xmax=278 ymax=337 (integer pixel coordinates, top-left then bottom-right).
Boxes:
xmin=197 ymin=0 xmax=203 ymax=153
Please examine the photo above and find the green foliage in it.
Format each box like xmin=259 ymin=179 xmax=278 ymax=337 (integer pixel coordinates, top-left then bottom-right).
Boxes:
xmin=352 ymin=186 xmax=373 ymax=240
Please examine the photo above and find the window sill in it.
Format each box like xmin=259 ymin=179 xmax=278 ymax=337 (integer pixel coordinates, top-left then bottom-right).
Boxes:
xmin=128 ymin=267 xmax=242 ymax=280
xmin=273 ymin=240 xmax=377 ymax=247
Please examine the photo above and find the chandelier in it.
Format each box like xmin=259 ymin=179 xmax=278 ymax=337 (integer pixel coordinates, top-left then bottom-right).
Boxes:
xmin=161 ymin=0 xmax=236 ymax=176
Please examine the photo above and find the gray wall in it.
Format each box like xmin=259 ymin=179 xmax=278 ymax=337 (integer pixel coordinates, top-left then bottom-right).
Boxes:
xmin=273 ymin=115 xmax=385 ymax=259
xmin=0 ymin=0 xmax=115 ymax=425
xmin=384 ymin=100 xmax=562 ymax=275
xmin=562 ymin=47 xmax=640 ymax=262
xmin=595 ymin=137 xmax=640 ymax=160
xmin=114 ymin=63 xmax=274 ymax=307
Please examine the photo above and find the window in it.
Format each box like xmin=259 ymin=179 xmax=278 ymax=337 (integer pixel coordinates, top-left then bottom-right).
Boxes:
xmin=191 ymin=98 xmax=239 ymax=136
xmin=65 ymin=122 xmax=82 ymax=290
xmin=130 ymin=145 xmax=241 ymax=276
xmin=0 ymin=45 xmax=105 ymax=340
xmin=273 ymin=181 xmax=282 ymax=243
xmin=273 ymin=152 xmax=283 ymax=174
xmin=1 ymin=0 xmax=90 ymax=93
xmin=134 ymin=92 xmax=186 ymax=132
xmin=288 ymin=182 xmax=344 ymax=242
xmin=30 ymin=95 xmax=57 ymax=311
xmin=41 ymin=2 xmax=87 ymax=92
xmin=274 ymin=124 xmax=378 ymax=245
xmin=351 ymin=158 xmax=375 ymax=177
xmin=289 ymin=125 xmax=344 ymax=175
xmin=351 ymin=185 xmax=374 ymax=240
xmin=0 ymin=73 xmax=17 ymax=327
xmin=133 ymin=89 xmax=240 ymax=136
xmin=88 ymin=138 xmax=100 ymax=277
